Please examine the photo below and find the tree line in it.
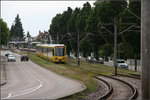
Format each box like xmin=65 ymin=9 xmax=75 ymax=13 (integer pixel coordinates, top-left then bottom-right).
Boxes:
xmin=49 ymin=0 xmax=141 ymax=60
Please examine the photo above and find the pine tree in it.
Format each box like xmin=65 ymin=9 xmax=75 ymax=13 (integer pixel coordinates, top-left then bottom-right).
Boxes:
xmin=10 ymin=14 xmax=24 ymax=41
xmin=27 ymin=31 xmax=30 ymax=37
xmin=9 ymin=24 xmax=15 ymax=41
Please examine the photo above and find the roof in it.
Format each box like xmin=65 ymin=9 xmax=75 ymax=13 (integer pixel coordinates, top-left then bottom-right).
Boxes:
xmin=117 ymin=59 xmax=126 ymax=61
xmin=36 ymin=44 xmax=65 ymax=48
xmin=9 ymin=41 xmax=28 ymax=44
xmin=31 ymin=42 xmax=41 ymax=44
xmin=9 ymin=41 xmax=41 ymax=44
xmin=36 ymin=31 xmax=50 ymax=39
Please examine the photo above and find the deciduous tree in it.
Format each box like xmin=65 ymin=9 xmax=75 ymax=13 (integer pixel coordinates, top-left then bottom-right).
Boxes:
xmin=0 ymin=18 xmax=10 ymax=45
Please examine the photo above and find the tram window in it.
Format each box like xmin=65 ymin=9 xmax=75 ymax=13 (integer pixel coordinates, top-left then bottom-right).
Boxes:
xmin=55 ymin=47 xmax=64 ymax=56
xmin=52 ymin=49 xmax=54 ymax=56
xmin=43 ymin=48 xmax=47 ymax=53
xmin=41 ymin=47 xmax=43 ymax=52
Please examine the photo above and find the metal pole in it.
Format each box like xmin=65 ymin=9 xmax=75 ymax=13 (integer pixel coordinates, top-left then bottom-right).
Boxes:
xmin=114 ymin=17 xmax=118 ymax=76
xmin=28 ymin=36 xmax=29 ymax=58
xmin=118 ymin=45 xmax=120 ymax=59
xmin=135 ymin=55 xmax=137 ymax=72
xmin=0 ymin=17 xmax=1 ymax=68
xmin=57 ymin=32 xmax=59 ymax=44
xmin=77 ymin=29 xmax=80 ymax=66
xmin=141 ymin=0 xmax=150 ymax=99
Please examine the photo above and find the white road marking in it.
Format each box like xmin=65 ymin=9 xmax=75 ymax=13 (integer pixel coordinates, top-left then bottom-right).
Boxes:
xmin=2 ymin=58 xmax=43 ymax=99
xmin=2 ymin=83 xmax=42 ymax=99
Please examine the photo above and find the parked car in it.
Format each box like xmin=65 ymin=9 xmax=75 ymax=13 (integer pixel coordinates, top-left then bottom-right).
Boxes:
xmin=87 ymin=56 xmax=92 ymax=61
xmin=21 ymin=54 xmax=29 ymax=61
xmin=93 ymin=58 xmax=97 ymax=62
xmin=98 ymin=58 xmax=104 ymax=64
xmin=117 ymin=59 xmax=128 ymax=69
xmin=8 ymin=54 xmax=16 ymax=62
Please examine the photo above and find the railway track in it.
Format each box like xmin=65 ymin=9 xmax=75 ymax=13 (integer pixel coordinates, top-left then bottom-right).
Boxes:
xmin=85 ymin=74 xmax=138 ymax=100
xmin=113 ymin=74 xmax=141 ymax=99
xmin=84 ymin=77 xmax=113 ymax=100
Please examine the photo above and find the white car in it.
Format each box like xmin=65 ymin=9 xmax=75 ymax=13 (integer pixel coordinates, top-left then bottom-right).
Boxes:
xmin=117 ymin=59 xmax=128 ymax=69
xmin=8 ymin=54 xmax=16 ymax=62
xmin=87 ymin=56 xmax=92 ymax=61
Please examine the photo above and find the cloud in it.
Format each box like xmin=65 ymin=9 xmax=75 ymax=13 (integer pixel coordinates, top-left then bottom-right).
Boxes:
xmin=1 ymin=1 xmax=95 ymax=37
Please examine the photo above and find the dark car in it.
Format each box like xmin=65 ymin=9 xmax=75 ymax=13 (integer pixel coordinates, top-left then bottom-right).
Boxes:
xmin=21 ymin=54 xmax=29 ymax=61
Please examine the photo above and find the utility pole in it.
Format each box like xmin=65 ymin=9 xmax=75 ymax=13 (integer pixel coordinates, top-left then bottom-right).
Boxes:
xmin=101 ymin=19 xmax=136 ymax=76
xmin=27 ymin=32 xmax=30 ymax=58
xmin=28 ymin=36 xmax=29 ymax=58
xmin=141 ymin=0 xmax=150 ymax=99
xmin=77 ymin=29 xmax=80 ymax=66
xmin=0 ymin=19 xmax=1 ymax=68
xmin=57 ymin=32 xmax=59 ymax=44
xmin=114 ymin=17 xmax=118 ymax=76
xmin=28 ymin=36 xmax=29 ymax=57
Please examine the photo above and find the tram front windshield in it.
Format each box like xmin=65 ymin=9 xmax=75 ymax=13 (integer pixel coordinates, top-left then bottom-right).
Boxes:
xmin=55 ymin=47 xmax=64 ymax=56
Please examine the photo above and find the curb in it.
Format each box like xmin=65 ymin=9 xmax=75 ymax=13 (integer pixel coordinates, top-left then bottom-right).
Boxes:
xmin=0 ymin=64 xmax=7 ymax=86
xmin=0 ymin=56 xmax=7 ymax=86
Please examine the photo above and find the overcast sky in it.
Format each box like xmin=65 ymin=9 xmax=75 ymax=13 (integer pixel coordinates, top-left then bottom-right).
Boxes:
xmin=1 ymin=1 xmax=95 ymax=37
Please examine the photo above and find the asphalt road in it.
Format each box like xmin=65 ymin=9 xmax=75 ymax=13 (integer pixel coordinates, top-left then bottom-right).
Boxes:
xmin=1 ymin=51 xmax=86 ymax=99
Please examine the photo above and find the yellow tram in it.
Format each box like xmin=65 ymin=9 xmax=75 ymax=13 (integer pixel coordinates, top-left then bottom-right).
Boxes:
xmin=36 ymin=44 xmax=66 ymax=63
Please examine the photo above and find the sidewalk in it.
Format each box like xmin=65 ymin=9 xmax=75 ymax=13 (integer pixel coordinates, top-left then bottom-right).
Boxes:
xmin=0 ymin=56 xmax=7 ymax=86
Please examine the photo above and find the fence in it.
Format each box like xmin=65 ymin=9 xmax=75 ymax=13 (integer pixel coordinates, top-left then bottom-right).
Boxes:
xmin=104 ymin=59 xmax=141 ymax=72
xmin=104 ymin=61 xmax=113 ymax=67
xmin=127 ymin=59 xmax=141 ymax=72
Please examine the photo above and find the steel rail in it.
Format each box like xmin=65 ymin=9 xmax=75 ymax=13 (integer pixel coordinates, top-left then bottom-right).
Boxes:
xmin=94 ymin=76 xmax=113 ymax=100
xmin=98 ymin=73 xmax=138 ymax=100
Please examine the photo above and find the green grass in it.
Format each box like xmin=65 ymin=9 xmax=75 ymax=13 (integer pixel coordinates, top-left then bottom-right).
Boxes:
xmin=19 ymin=51 xmax=28 ymax=55
xmin=28 ymin=52 xmax=140 ymax=100
xmin=29 ymin=53 xmax=97 ymax=99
